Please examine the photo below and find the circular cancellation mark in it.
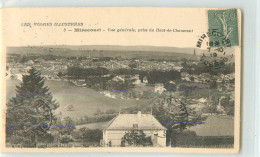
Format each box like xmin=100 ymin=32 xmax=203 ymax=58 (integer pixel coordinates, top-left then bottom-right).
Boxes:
xmin=196 ymin=30 xmax=233 ymax=69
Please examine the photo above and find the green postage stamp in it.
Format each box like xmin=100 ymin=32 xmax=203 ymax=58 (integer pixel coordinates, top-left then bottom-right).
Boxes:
xmin=208 ymin=9 xmax=239 ymax=47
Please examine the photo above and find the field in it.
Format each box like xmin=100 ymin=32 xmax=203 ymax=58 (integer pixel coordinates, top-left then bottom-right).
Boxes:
xmin=176 ymin=115 xmax=234 ymax=148
xmin=6 ymin=79 xmax=149 ymax=120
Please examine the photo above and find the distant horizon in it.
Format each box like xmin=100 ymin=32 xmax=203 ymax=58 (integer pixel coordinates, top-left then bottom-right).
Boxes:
xmin=7 ymin=45 xmax=235 ymax=56
xmin=7 ymin=45 xmax=202 ymax=54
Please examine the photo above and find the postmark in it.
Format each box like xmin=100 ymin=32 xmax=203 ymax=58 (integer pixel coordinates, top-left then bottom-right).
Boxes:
xmin=196 ymin=31 xmax=232 ymax=69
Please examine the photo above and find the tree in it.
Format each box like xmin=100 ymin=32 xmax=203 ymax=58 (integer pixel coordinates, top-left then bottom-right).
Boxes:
xmin=58 ymin=117 xmax=76 ymax=136
xmin=67 ymin=104 xmax=75 ymax=111
xmin=94 ymin=108 xmax=103 ymax=116
xmin=121 ymin=130 xmax=153 ymax=147
xmin=181 ymin=58 xmax=189 ymax=68
xmin=19 ymin=56 xmax=28 ymax=63
xmin=60 ymin=135 xmax=74 ymax=144
xmin=164 ymin=82 xmax=177 ymax=92
xmin=178 ymin=84 xmax=192 ymax=97
xmin=220 ymin=96 xmax=234 ymax=115
xmin=210 ymin=92 xmax=220 ymax=106
xmin=190 ymin=76 xmax=195 ymax=82
xmin=225 ymin=100 xmax=234 ymax=115
xmin=202 ymin=104 xmax=217 ymax=114
xmin=6 ymin=67 xmax=58 ymax=147
xmin=73 ymin=128 xmax=103 ymax=143
xmin=209 ymin=79 xmax=218 ymax=89
xmin=128 ymin=62 xmax=137 ymax=69
xmin=105 ymin=109 xmax=117 ymax=114
xmin=147 ymin=70 xmax=181 ymax=84
xmin=57 ymin=71 xmax=63 ymax=78
xmin=152 ymin=95 xmax=205 ymax=147
xmin=67 ymin=66 xmax=84 ymax=79
xmin=138 ymin=71 xmax=147 ymax=83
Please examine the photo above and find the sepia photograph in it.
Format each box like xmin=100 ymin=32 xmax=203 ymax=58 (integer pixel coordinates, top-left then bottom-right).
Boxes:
xmin=5 ymin=45 xmax=236 ymax=148
xmin=0 ymin=8 xmax=241 ymax=153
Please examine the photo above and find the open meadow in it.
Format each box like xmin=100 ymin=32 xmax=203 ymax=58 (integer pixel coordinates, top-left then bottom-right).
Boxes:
xmin=6 ymin=79 xmax=149 ymax=120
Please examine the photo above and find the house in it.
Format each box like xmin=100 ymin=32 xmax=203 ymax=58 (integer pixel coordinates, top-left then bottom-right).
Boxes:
xmin=112 ymin=75 xmax=125 ymax=82
xmin=102 ymin=111 xmax=167 ymax=147
xmin=143 ymin=76 xmax=148 ymax=84
xmin=132 ymin=75 xmax=141 ymax=85
xmin=154 ymin=84 xmax=166 ymax=94
xmin=25 ymin=60 xmax=34 ymax=65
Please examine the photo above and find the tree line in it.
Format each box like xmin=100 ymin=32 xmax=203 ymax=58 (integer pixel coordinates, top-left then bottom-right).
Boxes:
xmin=67 ymin=66 xmax=181 ymax=83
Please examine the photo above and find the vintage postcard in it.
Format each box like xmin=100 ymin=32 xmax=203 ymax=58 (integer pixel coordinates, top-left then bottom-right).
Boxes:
xmin=0 ymin=8 xmax=241 ymax=153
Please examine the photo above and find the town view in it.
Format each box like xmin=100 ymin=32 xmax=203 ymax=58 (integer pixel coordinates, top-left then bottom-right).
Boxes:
xmin=6 ymin=45 xmax=235 ymax=148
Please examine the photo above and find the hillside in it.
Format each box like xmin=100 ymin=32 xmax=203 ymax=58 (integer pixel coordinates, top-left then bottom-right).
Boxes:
xmin=7 ymin=45 xmax=205 ymax=60
xmin=7 ymin=45 xmax=235 ymax=62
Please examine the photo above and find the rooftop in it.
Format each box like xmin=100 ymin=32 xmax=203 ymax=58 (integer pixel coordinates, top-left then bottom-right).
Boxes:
xmin=104 ymin=111 xmax=167 ymax=130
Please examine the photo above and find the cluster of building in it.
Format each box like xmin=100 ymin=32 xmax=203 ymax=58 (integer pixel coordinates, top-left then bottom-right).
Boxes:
xmin=6 ymin=54 xmax=235 ymax=148
xmin=7 ymin=55 xmax=185 ymax=81
xmin=7 ymin=58 xmax=67 ymax=80
xmin=181 ymin=72 xmax=235 ymax=84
